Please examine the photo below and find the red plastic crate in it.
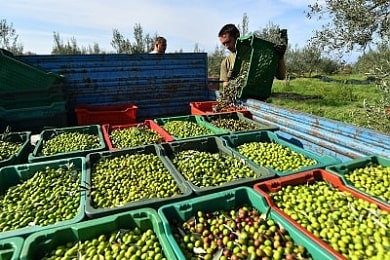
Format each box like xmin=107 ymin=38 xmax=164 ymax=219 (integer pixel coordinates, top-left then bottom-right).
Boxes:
xmin=102 ymin=120 xmax=174 ymax=150
xmin=253 ymin=169 xmax=390 ymax=260
xmin=189 ymin=101 xmax=251 ymax=116
xmin=75 ymin=104 xmax=138 ymax=125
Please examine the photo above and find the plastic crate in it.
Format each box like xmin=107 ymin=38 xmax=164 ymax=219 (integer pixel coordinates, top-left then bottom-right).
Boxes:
xmin=326 ymin=155 xmax=390 ymax=207
xmin=222 ymin=131 xmax=341 ymax=176
xmin=0 ymin=101 xmax=68 ymax=134
xmin=203 ymin=111 xmax=279 ymax=133
xmin=158 ymin=187 xmax=334 ymax=260
xmin=20 ymin=208 xmax=178 ymax=260
xmin=189 ymin=100 xmax=250 ymax=116
xmin=0 ymin=90 xmax=65 ymax=110
xmin=154 ymin=114 xmax=229 ymax=140
xmin=85 ymin=144 xmax=192 ymax=219
xmin=0 ymin=237 xmax=24 ymax=260
xmin=102 ymin=120 xmax=174 ymax=150
xmin=0 ymin=157 xmax=86 ymax=240
xmin=0 ymin=49 xmax=64 ymax=92
xmin=75 ymin=103 xmax=138 ymax=126
xmin=28 ymin=125 xmax=106 ymax=163
xmin=253 ymin=169 xmax=390 ymax=260
xmin=160 ymin=136 xmax=275 ymax=195
xmin=231 ymin=34 xmax=279 ymax=100
xmin=0 ymin=131 xmax=31 ymax=168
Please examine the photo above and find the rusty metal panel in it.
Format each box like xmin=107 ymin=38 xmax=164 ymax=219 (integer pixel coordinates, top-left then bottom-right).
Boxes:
xmin=20 ymin=53 xmax=211 ymax=123
xmin=244 ymin=98 xmax=390 ymax=161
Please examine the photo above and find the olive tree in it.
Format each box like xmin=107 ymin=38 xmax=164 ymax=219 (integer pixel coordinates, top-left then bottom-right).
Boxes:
xmin=111 ymin=23 xmax=155 ymax=54
xmin=0 ymin=19 xmax=23 ymax=54
xmin=306 ymin=0 xmax=389 ymax=52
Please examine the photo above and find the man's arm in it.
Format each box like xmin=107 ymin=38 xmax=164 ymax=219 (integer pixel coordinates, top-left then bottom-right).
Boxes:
xmin=275 ymin=57 xmax=286 ymax=80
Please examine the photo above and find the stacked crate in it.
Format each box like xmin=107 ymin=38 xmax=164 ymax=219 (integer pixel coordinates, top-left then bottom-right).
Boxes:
xmin=0 ymin=49 xmax=67 ymax=134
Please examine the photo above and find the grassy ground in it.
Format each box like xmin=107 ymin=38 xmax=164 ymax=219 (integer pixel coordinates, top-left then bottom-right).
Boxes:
xmin=267 ymin=75 xmax=390 ymax=135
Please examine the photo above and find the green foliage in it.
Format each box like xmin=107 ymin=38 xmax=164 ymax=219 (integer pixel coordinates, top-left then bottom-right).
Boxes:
xmin=306 ymin=0 xmax=389 ymax=53
xmin=0 ymin=19 xmax=23 ymax=54
xmin=207 ymin=45 xmax=225 ymax=77
xmin=51 ymin=32 xmax=102 ymax=55
xmin=111 ymin=24 xmax=156 ymax=54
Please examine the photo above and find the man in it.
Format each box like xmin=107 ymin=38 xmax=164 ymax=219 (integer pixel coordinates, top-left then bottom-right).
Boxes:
xmin=218 ymin=24 xmax=287 ymax=88
xmin=150 ymin=36 xmax=167 ymax=54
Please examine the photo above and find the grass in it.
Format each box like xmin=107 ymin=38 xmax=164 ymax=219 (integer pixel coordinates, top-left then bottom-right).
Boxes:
xmin=266 ymin=75 xmax=390 ymax=135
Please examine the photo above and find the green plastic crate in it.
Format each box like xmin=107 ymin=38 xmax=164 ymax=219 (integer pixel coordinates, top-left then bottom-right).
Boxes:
xmin=0 ymin=49 xmax=64 ymax=92
xmin=20 ymin=208 xmax=178 ymax=260
xmin=0 ymin=131 xmax=31 ymax=168
xmin=0 ymin=101 xmax=68 ymax=134
xmin=158 ymin=187 xmax=335 ymax=260
xmin=222 ymin=130 xmax=341 ymax=176
xmin=0 ymin=157 xmax=86 ymax=240
xmin=154 ymin=115 xmax=228 ymax=140
xmin=0 ymin=237 xmax=24 ymax=260
xmin=28 ymin=125 xmax=107 ymax=163
xmin=0 ymin=91 xmax=65 ymax=110
xmin=203 ymin=111 xmax=279 ymax=133
xmin=85 ymin=144 xmax=192 ymax=219
xmin=231 ymin=34 xmax=279 ymax=100
xmin=160 ymin=136 xmax=275 ymax=195
xmin=326 ymin=155 xmax=390 ymax=207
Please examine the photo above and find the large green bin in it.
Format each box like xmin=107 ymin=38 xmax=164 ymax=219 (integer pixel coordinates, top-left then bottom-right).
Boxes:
xmin=231 ymin=34 xmax=279 ymax=100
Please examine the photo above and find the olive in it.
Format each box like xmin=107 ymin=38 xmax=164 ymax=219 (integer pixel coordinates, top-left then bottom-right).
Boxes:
xmin=236 ymin=141 xmax=317 ymax=172
xmin=162 ymin=120 xmax=213 ymax=138
xmin=110 ymin=125 xmax=164 ymax=149
xmin=90 ymin=153 xmax=182 ymax=209
xmin=270 ymin=181 xmax=390 ymax=259
xmin=41 ymin=227 xmax=167 ymax=259
xmin=0 ymin=163 xmax=81 ymax=232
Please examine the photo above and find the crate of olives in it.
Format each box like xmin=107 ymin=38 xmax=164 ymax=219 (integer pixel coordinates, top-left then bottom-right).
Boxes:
xmin=158 ymin=186 xmax=334 ymax=260
xmin=20 ymin=208 xmax=178 ymax=260
xmin=28 ymin=124 xmax=107 ymax=163
xmin=253 ymin=169 xmax=390 ymax=260
xmin=190 ymin=100 xmax=251 ymax=116
xmin=102 ymin=120 xmax=174 ymax=150
xmin=0 ymin=157 xmax=86 ymax=240
xmin=85 ymin=144 xmax=192 ymax=219
xmin=0 ymin=131 xmax=31 ymax=168
xmin=326 ymin=155 xmax=390 ymax=208
xmin=202 ymin=111 xmax=279 ymax=134
xmin=0 ymin=237 xmax=24 ymax=260
xmin=222 ymin=131 xmax=341 ymax=176
xmin=154 ymin=115 xmax=229 ymax=141
xmin=160 ymin=136 xmax=275 ymax=195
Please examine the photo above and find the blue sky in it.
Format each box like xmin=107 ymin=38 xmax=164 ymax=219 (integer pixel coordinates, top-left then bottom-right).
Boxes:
xmin=2 ymin=0 xmax=359 ymax=63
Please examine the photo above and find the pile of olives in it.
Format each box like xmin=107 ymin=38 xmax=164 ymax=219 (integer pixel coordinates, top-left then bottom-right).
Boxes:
xmin=41 ymin=132 xmax=101 ymax=156
xmin=236 ymin=142 xmax=317 ymax=172
xmin=0 ymin=164 xmax=81 ymax=232
xmin=110 ymin=125 xmax=163 ymax=149
xmin=171 ymin=205 xmax=311 ymax=260
xmin=162 ymin=120 xmax=213 ymax=138
xmin=90 ymin=153 xmax=181 ymax=209
xmin=42 ymin=227 xmax=167 ymax=260
xmin=171 ymin=150 xmax=258 ymax=187
xmin=209 ymin=118 xmax=261 ymax=132
xmin=270 ymin=181 xmax=390 ymax=259
xmin=343 ymin=164 xmax=390 ymax=203
xmin=0 ymin=139 xmax=22 ymax=161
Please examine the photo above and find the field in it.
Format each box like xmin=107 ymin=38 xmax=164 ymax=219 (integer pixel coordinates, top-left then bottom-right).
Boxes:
xmin=268 ymin=75 xmax=390 ymax=135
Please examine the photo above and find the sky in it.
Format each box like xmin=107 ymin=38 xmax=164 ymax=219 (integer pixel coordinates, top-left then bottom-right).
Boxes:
xmin=1 ymin=0 xmax=359 ymax=63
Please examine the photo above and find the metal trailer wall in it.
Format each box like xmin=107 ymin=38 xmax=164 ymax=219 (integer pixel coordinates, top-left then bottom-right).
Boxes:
xmin=20 ymin=53 xmax=215 ymax=125
xmin=244 ymin=98 xmax=390 ymax=161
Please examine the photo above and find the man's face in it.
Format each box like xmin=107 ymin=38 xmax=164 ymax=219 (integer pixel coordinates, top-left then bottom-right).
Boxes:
xmin=219 ymin=33 xmax=236 ymax=53
xmin=156 ymin=40 xmax=167 ymax=53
